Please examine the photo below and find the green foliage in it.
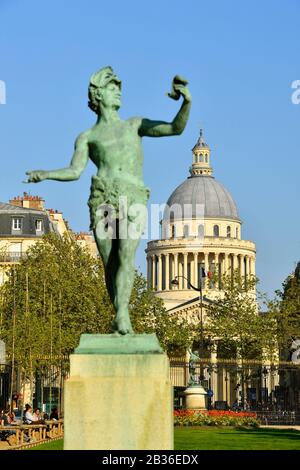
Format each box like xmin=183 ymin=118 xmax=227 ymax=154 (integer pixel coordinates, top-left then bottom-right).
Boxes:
xmin=267 ymin=261 xmax=300 ymax=352
xmin=206 ymin=271 xmax=276 ymax=360
xmin=0 ymin=234 xmax=192 ymax=373
xmin=129 ymin=272 xmax=193 ymax=354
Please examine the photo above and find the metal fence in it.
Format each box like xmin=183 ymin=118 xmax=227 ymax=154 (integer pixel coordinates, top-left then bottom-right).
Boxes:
xmin=169 ymin=358 xmax=300 ymax=412
xmin=1 ymin=357 xmax=300 ymax=415
xmin=256 ymin=411 xmax=300 ymax=425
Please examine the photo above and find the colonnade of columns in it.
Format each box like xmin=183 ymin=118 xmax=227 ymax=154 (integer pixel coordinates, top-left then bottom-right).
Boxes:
xmin=147 ymin=251 xmax=256 ymax=291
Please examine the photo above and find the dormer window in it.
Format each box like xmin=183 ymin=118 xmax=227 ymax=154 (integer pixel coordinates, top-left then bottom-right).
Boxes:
xmin=12 ymin=218 xmax=22 ymax=231
xmin=35 ymin=219 xmax=43 ymax=232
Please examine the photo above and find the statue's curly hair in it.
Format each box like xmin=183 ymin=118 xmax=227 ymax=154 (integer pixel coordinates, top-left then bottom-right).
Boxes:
xmin=88 ymin=84 xmax=100 ymax=114
xmin=88 ymin=66 xmax=121 ymax=115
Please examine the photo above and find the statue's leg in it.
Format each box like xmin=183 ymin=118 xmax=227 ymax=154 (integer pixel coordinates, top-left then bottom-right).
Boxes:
xmin=93 ymin=223 xmax=118 ymax=307
xmin=113 ymin=208 xmax=147 ymax=335
xmin=113 ymin=236 xmax=140 ymax=335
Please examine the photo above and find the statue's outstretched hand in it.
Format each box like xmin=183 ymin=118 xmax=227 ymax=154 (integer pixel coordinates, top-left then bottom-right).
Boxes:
xmin=167 ymin=75 xmax=191 ymax=102
xmin=24 ymin=170 xmax=48 ymax=183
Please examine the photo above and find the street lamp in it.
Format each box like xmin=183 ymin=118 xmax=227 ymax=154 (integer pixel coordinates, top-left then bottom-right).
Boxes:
xmin=171 ymin=274 xmax=205 ymax=383
xmin=262 ymin=366 xmax=268 ymax=407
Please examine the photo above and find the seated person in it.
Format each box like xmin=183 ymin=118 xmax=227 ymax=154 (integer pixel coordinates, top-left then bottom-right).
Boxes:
xmin=24 ymin=404 xmax=37 ymax=424
xmin=50 ymin=407 xmax=59 ymax=421
xmin=7 ymin=411 xmax=17 ymax=425
xmin=33 ymin=408 xmax=45 ymax=424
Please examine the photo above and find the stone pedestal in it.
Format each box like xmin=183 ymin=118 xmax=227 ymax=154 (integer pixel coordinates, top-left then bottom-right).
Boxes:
xmin=64 ymin=334 xmax=173 ymax=450
xmin=184 ymin=385 xmax=207 ymax=410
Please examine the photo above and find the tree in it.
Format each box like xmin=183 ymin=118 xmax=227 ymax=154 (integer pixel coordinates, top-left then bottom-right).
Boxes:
xmin=0 ymin=233 xmax=192 ymax=364
xmin=129 ymin=272 xmax=194 ymax=355
xmin=205 ymin=271 xmax=276 ymax=360
xmin=268 ymin=261 xmax=300 ymax=354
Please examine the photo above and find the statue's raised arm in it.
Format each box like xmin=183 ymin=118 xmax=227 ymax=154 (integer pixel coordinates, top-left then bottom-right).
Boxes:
xmin=139 ymin=75 xmax=191 ymax=138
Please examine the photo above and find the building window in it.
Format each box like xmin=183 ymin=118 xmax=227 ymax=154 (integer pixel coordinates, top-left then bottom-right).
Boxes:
xmin=198 ymin=224 xmax=204 ymax=238
xmin=227 ymin=226 xmax=231 ymax=238
xmin=171 ymin=225 xmax=176 ymax=239
xmin=205 ymin=155 xmax=208 ymax=162
xmin=35 ymin=219 xmax=43 ymax=231
xmin=183 ymin=225 xmax=189 ymax=237
xmin=199 ymin=153 xmax=203 ymax=162
xmin=12 ymin=218 xmax=22 ymax=231
xmin=213 ymin=225 xmax=219 ymax=237
xmin=236 ymin=227 xmax=239 ymax=238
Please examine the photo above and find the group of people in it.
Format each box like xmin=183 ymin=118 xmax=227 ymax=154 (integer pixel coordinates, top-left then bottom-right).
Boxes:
xmin=24 ymin=405 xmax=59 ymax=424
xmin=0 ymin=405 xmax=59 ymax=426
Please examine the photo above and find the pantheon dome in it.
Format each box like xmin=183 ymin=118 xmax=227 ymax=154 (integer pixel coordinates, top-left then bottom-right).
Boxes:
xmin=146 ymin=130 xmax=256 ymax=311
xmin=164 ymin=174 xmax=239 ymax=222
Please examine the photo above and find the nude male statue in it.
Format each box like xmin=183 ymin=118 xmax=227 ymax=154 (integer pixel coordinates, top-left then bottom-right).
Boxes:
xmin=26 ymin=66 xmax=191 ymax=335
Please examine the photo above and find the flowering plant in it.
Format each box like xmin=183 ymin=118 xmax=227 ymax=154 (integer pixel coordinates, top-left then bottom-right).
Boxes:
xmin=174 ymin=409 xmax=259 ymax=427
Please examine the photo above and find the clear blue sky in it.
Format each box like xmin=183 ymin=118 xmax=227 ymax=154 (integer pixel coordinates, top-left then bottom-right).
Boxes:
xmin=0 ymin=0 xmax=300 ymax=298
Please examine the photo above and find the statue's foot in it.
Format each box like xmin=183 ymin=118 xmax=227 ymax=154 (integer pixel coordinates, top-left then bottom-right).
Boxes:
xmin=112 ymin=312 xmax=134 ymax=335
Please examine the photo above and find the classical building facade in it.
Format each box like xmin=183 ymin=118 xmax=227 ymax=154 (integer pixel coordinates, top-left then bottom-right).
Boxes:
xmin=145 ymin=131 xmax=265 ymax=407
xmin=146 ymin=130 xmax=256 ymax=312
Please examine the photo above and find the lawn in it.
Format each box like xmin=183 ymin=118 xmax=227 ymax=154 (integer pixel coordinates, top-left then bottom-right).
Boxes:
xmin=174 ymin=427 xmax=300 ymax=450
xmin=28 ymin=427 xmax=300 ymax=451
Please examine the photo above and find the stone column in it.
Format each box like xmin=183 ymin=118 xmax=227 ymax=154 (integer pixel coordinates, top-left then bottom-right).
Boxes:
xmin=183 ymin=252 xmax=188 ymax=289
xmin=147 ymin=256 xmax=151 ymax=289
xmin=194 ymin=252 xmax=198 ymax=288
xmin=249 ymin=257 xmax=252 ymax=277
xmin=248 ymin=258 xmax=254 ymax=290
xmin=233 ymin=253 xmax=238 ymax=272
xmin=224 ymin=253 xmax=229 ymax=276
xmin=174 ymin=253 xmax=178 ymax=288
xmin=239 ymin=254 xmax=244 ymax=279
xmin=251 ymin=257 xmax=256 ymax=276
xmin=215 ymin=252 xmax=220 ymax=289
xmin=152 ymin=255 xmax=156 ymax=290
xmin=165 ymin=253 xmax=170 ymax=290
xmin=204 ymin=252 xmax=209 ymax=289
xmin=210 ymin=252 xmax=216 ymax=289
xmin=244 ymin=255 xmax=249 ymax=280
xmin=158 ymin=254 xmax=162 ymax=291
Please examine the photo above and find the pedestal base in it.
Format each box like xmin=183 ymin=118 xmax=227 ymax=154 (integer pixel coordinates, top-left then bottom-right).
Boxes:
xmin=184 ymin=385 xmax=207 ymax=410
xmin=64 ymin=335 xmax=173 ymax=450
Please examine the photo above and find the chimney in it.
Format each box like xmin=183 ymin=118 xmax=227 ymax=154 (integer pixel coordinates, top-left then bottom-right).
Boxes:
xmin=9 ymin=194 xmax=45 ymax=210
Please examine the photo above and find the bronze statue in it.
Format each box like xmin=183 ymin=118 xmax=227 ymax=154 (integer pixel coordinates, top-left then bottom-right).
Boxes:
xmin=188 ymin=349 xmax=200 ymax=385
xmin=25 ymin=66 xmax=191 ymax=335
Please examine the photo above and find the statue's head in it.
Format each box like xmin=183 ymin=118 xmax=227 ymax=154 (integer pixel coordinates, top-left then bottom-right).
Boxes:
xmin=88 ymin=66 xmax=122 ymax=115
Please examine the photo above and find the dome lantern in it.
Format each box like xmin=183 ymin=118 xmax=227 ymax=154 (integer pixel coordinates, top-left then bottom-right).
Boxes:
xmin=190 ymin=129 xmax=213 ymax=176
